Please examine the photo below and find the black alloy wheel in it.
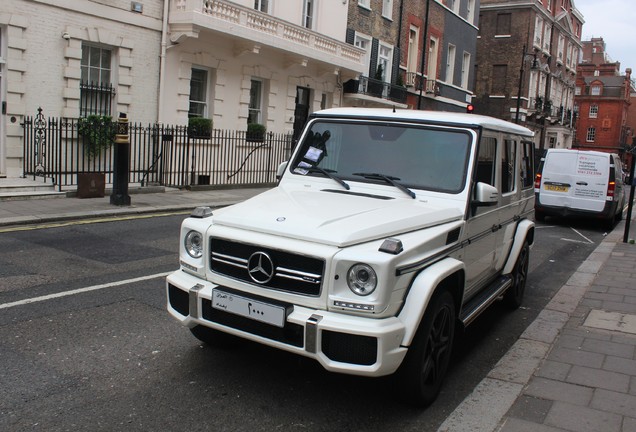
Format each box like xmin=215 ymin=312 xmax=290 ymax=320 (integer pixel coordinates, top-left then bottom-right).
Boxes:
xmin=504 ymin=241 xmax=529 ymax=309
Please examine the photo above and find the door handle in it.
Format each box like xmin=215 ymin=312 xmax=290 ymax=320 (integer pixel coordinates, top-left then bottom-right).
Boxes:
xmin=576 ymin=181 xmax=588 ymax=186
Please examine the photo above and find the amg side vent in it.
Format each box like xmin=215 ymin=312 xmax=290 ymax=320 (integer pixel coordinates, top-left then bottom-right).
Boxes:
xmin=446 ymin=228 xmax=461 ymax=245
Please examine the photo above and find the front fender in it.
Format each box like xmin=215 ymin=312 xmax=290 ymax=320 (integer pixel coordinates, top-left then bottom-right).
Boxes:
xmin=397 ymin=258 xmax=464 ymax=347
xmin=502 ymin=219 xmax=534 ymax=274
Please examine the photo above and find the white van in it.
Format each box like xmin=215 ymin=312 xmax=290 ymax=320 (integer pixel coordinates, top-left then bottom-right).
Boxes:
xmin=534 ymin=149 xmax=625 ymax=227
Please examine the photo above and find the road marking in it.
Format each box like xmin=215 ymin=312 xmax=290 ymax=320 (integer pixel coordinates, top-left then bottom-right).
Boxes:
xmin=0 ymin=272 xmax=172 ymax=310
xmin=569 ymin=227 xmax=595 ymax=244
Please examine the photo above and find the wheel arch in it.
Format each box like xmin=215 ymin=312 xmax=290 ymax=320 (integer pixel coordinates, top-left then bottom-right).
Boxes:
xmin=397 ymin=258 xmax=465 ymax=347
xmin=502 ymin=219 xmax=534 ymax=275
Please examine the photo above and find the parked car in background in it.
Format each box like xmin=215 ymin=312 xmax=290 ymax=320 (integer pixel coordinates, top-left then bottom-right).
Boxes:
xmin=167 ymin=108 xmax=536 ymax=407
xmin=534 ymin=149 xmax=625 ymax=228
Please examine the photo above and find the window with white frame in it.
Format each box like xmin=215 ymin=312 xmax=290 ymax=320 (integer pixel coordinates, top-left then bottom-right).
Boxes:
xmin=586 ymin=127 xmax=596 ymax=142
xmin=254 ymin=0 xmax=269 ymax=13
xmin=188 ymin=68 xmax=209 ymax=118
xmin=534 ymin=16 xmax=543 ymax=48
xmin=407 ymin=27 xmax=419 ymax=80
xmin=358 ymin=0 xmax=370 ymax=9
xmin=543 ymin=24 xmax=551 ymax=51
xmin=461 ymin=52 xmax=470 ymax=89
xmin=303 ymin=0 xmax=314 ymax=29
xmin=248 ymin=78 xmax=263 ymax=125
xmin=354 ymin=33 xmax=372 ymax=76
xmin=446 ymin=44 xmax=456 ymax=84
xmin=378 ymin=43 xmax=393 ymax=82
xmin=591 ymin=85 xmax=601 ymax=95
xmin=589 ymin=104 xmax=598 ymax=118
xmin=80 ymin=43 xmax=115 ymax=116
xmin=447 ymin=0 xmax=459 ymax=14
xmin=467 ymin=0 xmax=476 ymax=23
xmin=575 ymin=86 xmax=581 ymax=95
xmin=382 ymin=0 xmax=393 ymax=19
xmin=557 ymin=34 xmax=565 ymax=63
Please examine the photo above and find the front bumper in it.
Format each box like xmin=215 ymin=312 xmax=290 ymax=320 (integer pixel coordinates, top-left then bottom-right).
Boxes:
xmin=166 ymin=270 xmax=408 ymax=377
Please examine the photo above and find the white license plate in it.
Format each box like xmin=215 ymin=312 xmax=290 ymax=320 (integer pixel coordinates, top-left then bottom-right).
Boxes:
xmin=212 ymin=289 xmax=286 ymax=328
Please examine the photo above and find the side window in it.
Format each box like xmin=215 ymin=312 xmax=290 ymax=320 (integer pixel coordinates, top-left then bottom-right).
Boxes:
xmin=476 ymin=137 xmax=496 ymax=186
xmin=501 ymin=139 xmax=516 ymax=194
xmin=521 ymin=141 xmax=534 ymax=189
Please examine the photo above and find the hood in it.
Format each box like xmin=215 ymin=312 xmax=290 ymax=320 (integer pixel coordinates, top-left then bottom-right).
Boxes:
xmin=211 ymin=185 xmax=463 ymax=247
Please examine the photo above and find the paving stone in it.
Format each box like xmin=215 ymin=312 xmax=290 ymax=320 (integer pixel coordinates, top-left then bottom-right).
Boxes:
xmin=548 ymin=346 xmax=604 ymax=368
xmin=535 ymin=360 xmax=571 ymax=381
xmin=566 ymin=365 xmax=629 ymax=393
xmin=592 ymin=388 xmax=636 ymax=417
xmin=498 ymin=417 xmax=564 ymax=432
xmin=600 ymin=301 xmax=636 ymax=315
xmin=565 ymin=272 xmax=596 ymax=287
xmin=557 ymin=334 xmax=584 ymax=350
xmin=548 ymin=285 xmax=589 ymax=314
xmin=581 ymin=338 xmax=635 ymax=359
xmin=524 ymin=377 xmax=593 ymax=406
xmin=585 ymin=292 xmax=625 ymax=302
xmin=544 ymin=401 xmax=622 ymax=432
xmin=505 ymin=395 xmax=553 ymax=424
xmin=604 ymin=356 xmax=636 ymax=375
xmin=623 ymin=416 xmax=636 ymax=432
xmin=521 ymin=309 xmax=568 ymax=344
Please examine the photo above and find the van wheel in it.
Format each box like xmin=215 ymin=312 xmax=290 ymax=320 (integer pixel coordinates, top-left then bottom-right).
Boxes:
xmin=504 ymin=241 xmax=529 ymax=309
xmin=396 ymin=290 xmax=455 ymax=407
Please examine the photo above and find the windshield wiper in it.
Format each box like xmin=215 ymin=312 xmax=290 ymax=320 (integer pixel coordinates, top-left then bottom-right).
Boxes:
xmin=307 ymin=167 xmax=350 ymax=190
xmin=353 ymin=172 xmax=416 ymax=199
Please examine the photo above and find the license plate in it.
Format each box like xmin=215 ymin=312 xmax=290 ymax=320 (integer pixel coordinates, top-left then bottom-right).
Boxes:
xmin=544 ymin=184 xmax=569 ymax=192
xmin=212 ymin=289 xmax=286 ymax=328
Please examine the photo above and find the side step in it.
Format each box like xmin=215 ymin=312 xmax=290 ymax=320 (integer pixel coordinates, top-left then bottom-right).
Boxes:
xmin=459 ymin=275 xmax=512 ymax=326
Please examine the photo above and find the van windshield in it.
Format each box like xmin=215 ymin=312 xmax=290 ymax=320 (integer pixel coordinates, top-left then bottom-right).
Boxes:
xmin=291 ymin=120 xmax=472 ymax=194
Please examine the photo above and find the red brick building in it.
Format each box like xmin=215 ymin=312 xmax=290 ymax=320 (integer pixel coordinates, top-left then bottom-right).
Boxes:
xmin=475 ymin=0 xmax=583 ymax=151
xmin=574 ymin=37 xmax=632 ymax=161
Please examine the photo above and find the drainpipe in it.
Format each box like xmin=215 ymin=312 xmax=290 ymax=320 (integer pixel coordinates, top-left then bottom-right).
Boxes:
xmin=417 ymin=0 xmax=431 ymax=110
xmin=158 ymin=0 xmax=170 ymax=123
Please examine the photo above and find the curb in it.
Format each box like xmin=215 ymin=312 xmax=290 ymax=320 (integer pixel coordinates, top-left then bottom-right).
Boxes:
xmin=437 ymin=221 xmax=626 ymax=432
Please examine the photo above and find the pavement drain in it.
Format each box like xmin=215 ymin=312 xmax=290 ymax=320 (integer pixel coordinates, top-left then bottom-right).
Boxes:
xmin=584 ymin=310 xmax=636 ymax=334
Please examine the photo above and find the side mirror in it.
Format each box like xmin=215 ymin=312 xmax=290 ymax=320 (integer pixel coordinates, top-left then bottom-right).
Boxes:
xmin=276 ymin=161 xmax=288 ymax=180
xmin=473 ymin=182 xmax=499 ymax=207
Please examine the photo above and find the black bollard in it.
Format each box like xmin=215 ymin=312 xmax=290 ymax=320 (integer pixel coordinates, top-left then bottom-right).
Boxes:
xmin=110 ymin=112 xmax=131 ymax=206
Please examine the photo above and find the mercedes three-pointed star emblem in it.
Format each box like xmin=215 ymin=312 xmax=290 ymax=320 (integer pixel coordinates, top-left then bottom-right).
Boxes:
xmin=247 ymin=251 xmax=275 ymax=284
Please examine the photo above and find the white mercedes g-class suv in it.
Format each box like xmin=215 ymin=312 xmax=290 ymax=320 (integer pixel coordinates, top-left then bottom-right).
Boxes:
xmin=167 ymin=108 xmax=536 ymax=406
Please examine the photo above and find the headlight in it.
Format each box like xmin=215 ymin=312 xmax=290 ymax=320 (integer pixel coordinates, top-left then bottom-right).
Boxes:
xmin=184 ymin=230 xmax=203 ymax=258
xmin=347 ymin=263 xmax=377 ymax=296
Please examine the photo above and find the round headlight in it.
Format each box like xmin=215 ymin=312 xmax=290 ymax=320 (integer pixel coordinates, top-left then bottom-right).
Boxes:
xmin=347 ymin=264 xmax=377 ymax=296
xmin=184 ymin=230 xmax=203 ymax=258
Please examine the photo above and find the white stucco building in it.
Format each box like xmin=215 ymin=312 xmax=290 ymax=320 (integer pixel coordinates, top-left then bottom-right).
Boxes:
xmin=0 ymin=0 xmax=365 ymax=178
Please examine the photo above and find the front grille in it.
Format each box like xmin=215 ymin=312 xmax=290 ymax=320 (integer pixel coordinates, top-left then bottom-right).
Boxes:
xmin=168 ymin=284 xmax=189 ymax=316
xmin=321 ymin=330 xmax=377 ymax=366
xmin=209 ymin=238 xmax=325 ymax=296
xmin=201 ymin=298 xmax=304 ymax=347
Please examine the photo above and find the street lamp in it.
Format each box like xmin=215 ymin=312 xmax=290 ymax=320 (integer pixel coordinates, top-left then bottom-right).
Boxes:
xmin=515 ymin=45 xmax=539 ymax=124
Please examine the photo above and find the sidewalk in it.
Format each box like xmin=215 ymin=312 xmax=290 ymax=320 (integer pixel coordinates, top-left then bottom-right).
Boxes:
xmin=0 ymin=186 xmax=269 ymax=227
xmin=2 ymin=182 xmax=636 ymax=431
xmin=439 ymin=212 xmax=636 ymax=432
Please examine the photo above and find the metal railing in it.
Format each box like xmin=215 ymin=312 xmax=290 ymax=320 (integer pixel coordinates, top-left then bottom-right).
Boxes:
xmin=22 ymin=108 xmax=293 ymax=191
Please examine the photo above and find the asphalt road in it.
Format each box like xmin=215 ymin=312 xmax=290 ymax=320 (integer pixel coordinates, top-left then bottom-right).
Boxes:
xmin=0 ymin=214 xmax=610 ymax=431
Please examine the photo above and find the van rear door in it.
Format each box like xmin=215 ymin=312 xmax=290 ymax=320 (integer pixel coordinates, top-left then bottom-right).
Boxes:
xmin=539 ymin=150 xmax=608 ymax=212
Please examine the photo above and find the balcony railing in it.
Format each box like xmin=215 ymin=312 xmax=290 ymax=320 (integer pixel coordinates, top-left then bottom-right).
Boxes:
xmin=343 ymin=76 xmax=407 ymax=104
xmin=170 ymin=0 xmax=364 ymax=71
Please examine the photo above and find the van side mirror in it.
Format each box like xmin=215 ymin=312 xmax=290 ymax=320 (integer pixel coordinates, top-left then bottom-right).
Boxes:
xmin=276 ymin=161 xmax=288 ymax=180
xmin=473 ymin=182 xmax=499 ymax=207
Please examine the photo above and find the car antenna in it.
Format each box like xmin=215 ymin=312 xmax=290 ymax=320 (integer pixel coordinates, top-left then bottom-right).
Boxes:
xmin=393 ymin=105 xmax=396 ymax=113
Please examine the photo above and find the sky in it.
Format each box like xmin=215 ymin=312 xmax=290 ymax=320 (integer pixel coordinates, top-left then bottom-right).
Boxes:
xmin=575 ymin=0 xmax=636 ymax=74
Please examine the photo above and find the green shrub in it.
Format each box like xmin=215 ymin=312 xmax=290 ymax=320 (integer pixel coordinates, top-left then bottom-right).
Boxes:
xmin=77 ymin=115 xmax=115 ymax=159
xmin=188 ymin=117 xmax=212 ymax=138
xmin=247 ymin=123 xmax=266 ymax=142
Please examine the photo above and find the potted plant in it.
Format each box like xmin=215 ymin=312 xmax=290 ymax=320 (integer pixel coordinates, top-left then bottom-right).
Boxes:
xmin=367 ymin=64 xmax=385 ymax=98
xmin=188 ymin=117 xmax=213 ymax=139
xmin=76 ymin=115 xmax=115 ymax=198
xmin=246 ymin=123 xmax=266 ymax=142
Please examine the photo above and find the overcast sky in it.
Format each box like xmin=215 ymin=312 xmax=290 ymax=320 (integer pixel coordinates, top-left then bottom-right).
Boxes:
xmin=575 ymin=0 xmax=636 ymax=74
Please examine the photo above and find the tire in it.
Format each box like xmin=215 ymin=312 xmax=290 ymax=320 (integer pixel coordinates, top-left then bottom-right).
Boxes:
xmin=396 ymin=290 xmax=456 ymax=407
xmin=190 ymin=325 xmax=237 ymax=347
xmin=504 ymin=241 xmax=529 ymax=309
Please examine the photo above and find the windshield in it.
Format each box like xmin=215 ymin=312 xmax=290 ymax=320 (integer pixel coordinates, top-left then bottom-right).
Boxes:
xmin=291 ymin=120 xmax=472 ymax=193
